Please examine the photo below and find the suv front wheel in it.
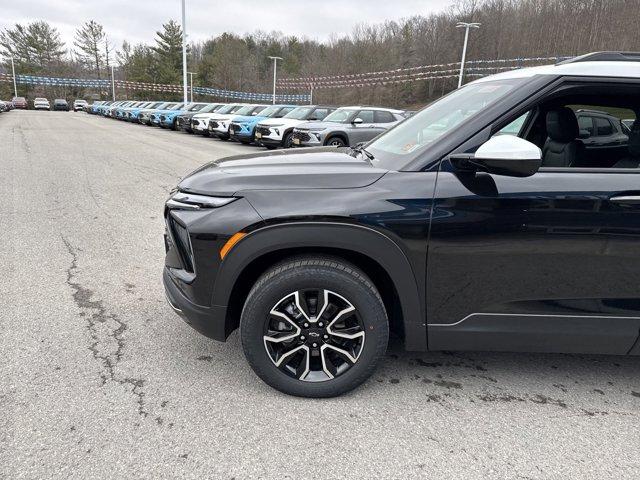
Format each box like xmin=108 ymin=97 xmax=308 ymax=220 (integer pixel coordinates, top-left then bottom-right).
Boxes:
xmin=240 ymin=256 xmax=389 ymax=397
xmin=325 ymin=136 xmax=347 ymax=147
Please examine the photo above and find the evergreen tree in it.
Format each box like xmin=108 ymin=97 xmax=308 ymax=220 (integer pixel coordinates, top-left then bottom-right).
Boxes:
xmin=74 ymin=20 xmax=106 ymax=78
xmin=0 ymin=21 xmax=65 ymax=72
xmin=152 ymin=20 xmax=184 ymax=84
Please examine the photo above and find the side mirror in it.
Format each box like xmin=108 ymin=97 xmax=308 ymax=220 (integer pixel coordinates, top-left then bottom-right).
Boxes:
xmin=352 ymin=118 xmax=364 ymax=125
xmin=450 ymin=136 xmax=542 ymax=177
xmin=578 ymin=129 xmax=591 ymax=139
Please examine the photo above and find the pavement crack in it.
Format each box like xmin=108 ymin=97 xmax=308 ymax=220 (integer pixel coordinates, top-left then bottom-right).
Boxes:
xmin=61 ymin=235 xmax=148 ymax=417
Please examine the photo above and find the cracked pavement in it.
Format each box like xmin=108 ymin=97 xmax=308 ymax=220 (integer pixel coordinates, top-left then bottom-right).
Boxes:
xmin=1 ymin=111 xmax=640 ymax=479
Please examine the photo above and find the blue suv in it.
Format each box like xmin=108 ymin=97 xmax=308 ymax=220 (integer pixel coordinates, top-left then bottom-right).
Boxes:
xmin=158 ymin=103 xmax=209 ymax=129
xmin=229 ymin=105 xmax=297 ymax=144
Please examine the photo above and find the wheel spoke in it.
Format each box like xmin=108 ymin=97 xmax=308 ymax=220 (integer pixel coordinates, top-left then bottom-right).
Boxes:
xmin=293 ymin=291 xmax=312 ymax=322
xmin=263 ymin=289 xmax=365 ymax=383
xmin=322 ymin=344 xmax=359 ymax=366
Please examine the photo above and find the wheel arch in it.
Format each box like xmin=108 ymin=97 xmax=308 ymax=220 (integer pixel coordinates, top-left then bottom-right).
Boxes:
xmin=324 ymin=131 xmax=349 ymax=146
xmin=213 ymin=222 xmax=427 ymax=351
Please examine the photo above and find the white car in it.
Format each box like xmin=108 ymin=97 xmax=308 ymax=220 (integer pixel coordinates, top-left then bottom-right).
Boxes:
xmin=208 ymin=104 xmax=268 ymax=140
xmin=33 ymin=98 xmax=50 ymax=110
xmin=191 ymin=103 xmax=245 ymax=136
xmin=73 ymin=99 xmax=89 ymax=111
xmin=255 ymin=105 xmax=336 ymax=149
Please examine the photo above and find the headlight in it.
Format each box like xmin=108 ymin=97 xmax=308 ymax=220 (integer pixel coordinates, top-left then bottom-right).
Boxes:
xmin=220 ymin=122 xmax=227 ymax=128
xmin=166 ymin=191 xmax=238 ymax=210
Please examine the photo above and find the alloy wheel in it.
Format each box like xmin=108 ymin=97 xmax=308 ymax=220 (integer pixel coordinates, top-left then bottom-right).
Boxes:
xmin=263 ymin=289 xmax=365 ymax=382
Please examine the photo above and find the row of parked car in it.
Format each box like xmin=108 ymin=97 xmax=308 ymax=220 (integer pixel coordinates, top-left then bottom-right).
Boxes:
xmin=10 ymin=96 xmax=90 ymax=111
xmin=85 ymin=99 xmax=411 ymax=148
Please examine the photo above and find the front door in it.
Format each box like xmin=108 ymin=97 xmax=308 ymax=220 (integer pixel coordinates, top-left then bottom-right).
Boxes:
xmin=427 ymin=165 xmax=640 ymax=354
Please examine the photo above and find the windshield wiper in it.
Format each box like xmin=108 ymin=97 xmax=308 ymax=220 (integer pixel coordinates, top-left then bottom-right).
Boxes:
xmin=351 ymin=143 xmax=375 ymax=162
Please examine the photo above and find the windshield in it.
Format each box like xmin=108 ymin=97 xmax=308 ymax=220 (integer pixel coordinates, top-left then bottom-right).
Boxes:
xmin=199 ymin=104 xmax=219 ymax=113
xmin=367 ymin=79 xmax=524 ymax=169
xmin=284 ymin=107 xmax=313 ymax=120
xmin=258 ymin=106 xmax=281 ymax=117
xmin=217 ymin=104 xmax=238 ymax=114
xmin=235 ymin=105 xmax=257 ymax=115
xmin=186 ymin=103 xmax=206 ymax=112
xmin=323 ymin=109 xmax=356 ymax=123
xmin=169 ymin=103 xmax=185 ymax=110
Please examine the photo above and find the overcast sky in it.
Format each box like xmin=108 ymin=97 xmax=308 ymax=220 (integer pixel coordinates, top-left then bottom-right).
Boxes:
xmin=1 ymin=0 xmax=454 ymax=50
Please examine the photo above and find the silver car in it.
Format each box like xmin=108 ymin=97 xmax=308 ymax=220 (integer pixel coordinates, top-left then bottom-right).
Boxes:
xmin=291 ymin=106 xmax=405 ymax=147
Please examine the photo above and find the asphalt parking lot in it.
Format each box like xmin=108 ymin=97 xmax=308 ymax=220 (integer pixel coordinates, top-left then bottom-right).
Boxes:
xmin=1 ymin=110 xmax=639 ymax=479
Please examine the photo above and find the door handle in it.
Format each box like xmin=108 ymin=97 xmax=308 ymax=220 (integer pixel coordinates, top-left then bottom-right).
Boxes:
xmin=610 ymin=195 xmax=640 ymax=205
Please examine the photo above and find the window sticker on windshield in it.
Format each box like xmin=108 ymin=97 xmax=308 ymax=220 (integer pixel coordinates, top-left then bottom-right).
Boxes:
xmin=401 ymin=142 xmax=419 ymax=153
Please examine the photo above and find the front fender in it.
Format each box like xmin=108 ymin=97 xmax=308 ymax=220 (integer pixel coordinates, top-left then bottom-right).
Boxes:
xmin=212 ymin=221 xmax=427 ymax=351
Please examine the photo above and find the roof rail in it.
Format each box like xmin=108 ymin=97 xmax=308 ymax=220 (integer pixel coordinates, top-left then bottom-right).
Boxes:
xmin=557 ymin=51 xmax=640 ymax=65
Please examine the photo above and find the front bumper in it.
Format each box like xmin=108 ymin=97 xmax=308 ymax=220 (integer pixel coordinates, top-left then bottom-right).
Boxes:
xmin=208 ymin=120 xmax=231 ymax=138
xmin=255 ymin=125 xmax=283 ymax=146
xmin=163 ymin=267 xmax=230 ymax=341
xmin=229 ymin=123 xmax=254 ymax=142
xmin=139 ymin=113 xmax=152 ymax=125
xmin=160 ymin=115 xmax=177 ymax=128
xmin=191 ymin=118 xmax=209 ymax=133
xmin=292 ymin=130 xmax=323 ymax=147
xmin=177 ymin=117 xmax=193 ymax=131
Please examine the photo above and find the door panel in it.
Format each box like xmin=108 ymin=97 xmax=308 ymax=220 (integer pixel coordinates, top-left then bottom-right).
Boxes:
xmin=427 ymin=161 xmax=640 ymax=354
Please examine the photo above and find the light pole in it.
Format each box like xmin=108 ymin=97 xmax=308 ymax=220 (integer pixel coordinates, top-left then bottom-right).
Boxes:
xmin=188 ymin=71 xmax=196 ymax=102
xmin=181 ymin=0 xmax=188 ymax=105
xmin=9 ymin=54 xmax=17 ymax=97
xmin=268 ymin=56 xmax=283 ymax=105
xmin=111 ymin=65 xmax=115 ymax=100
xmin=456 ymin=22 xmax=481 ymax=88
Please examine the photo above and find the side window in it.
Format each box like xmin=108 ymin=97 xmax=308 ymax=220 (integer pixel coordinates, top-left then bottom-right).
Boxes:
xmin=578 ymin=116 xmax=595 ymax=137
xmin=496 ymin=113 xmax=528 ymax=136
xmin=313 ymin=108 xmax=329 ymax=120
xmin=252 ymin=106 xmax=266 ymax=116
xmin=595 ymin=117 xmax=614 ymax=136
xmin=374 ymin=111 xmax=396 ymax=123
xmin=356 ymin=110 xmax=375 ymax=123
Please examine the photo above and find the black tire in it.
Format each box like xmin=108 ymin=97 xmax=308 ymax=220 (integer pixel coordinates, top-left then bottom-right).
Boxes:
xmin=282 ymin=131 xmax=294 ymax=148
xmin=240 ymin=256 xmax=388 ymax=398
xmin=264 ymin=144 xmax=277 ymax=150
xmin=325 ymin=136 xmax=347 ymax=147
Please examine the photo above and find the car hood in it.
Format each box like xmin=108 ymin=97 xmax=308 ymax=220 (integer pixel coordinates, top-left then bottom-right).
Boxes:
xmin=258 ymin=117 xmax=303 ymax=128
xmin=152 ymin=109 xmax=179 ymax=115
xmin=295 ymin=121 xmax=345 ymax=131
xmin=232 ymin=115 xmax=266 ymax=124
xmin=178 ymin=148 xmax=388 ymax=196
xmin=194 ymin=113 xmax=236 ymax=121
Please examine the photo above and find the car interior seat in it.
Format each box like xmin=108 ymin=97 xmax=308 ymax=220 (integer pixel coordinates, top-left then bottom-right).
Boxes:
xmin=542 ymin=107 xmax=585 ymax=167
xmin=613 ymin=118 xmax=640 ymax=168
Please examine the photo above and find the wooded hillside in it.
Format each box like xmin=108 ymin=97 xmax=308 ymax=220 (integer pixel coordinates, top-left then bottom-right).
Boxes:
xmin=1 ymin=0 xmax=638 ymax=106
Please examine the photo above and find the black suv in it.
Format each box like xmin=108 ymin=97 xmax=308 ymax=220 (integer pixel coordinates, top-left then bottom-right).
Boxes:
xmin=53 ymin=99 xmax=69 ymax=111
xmin=164 ymin=52 xmax=640 ymax=397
